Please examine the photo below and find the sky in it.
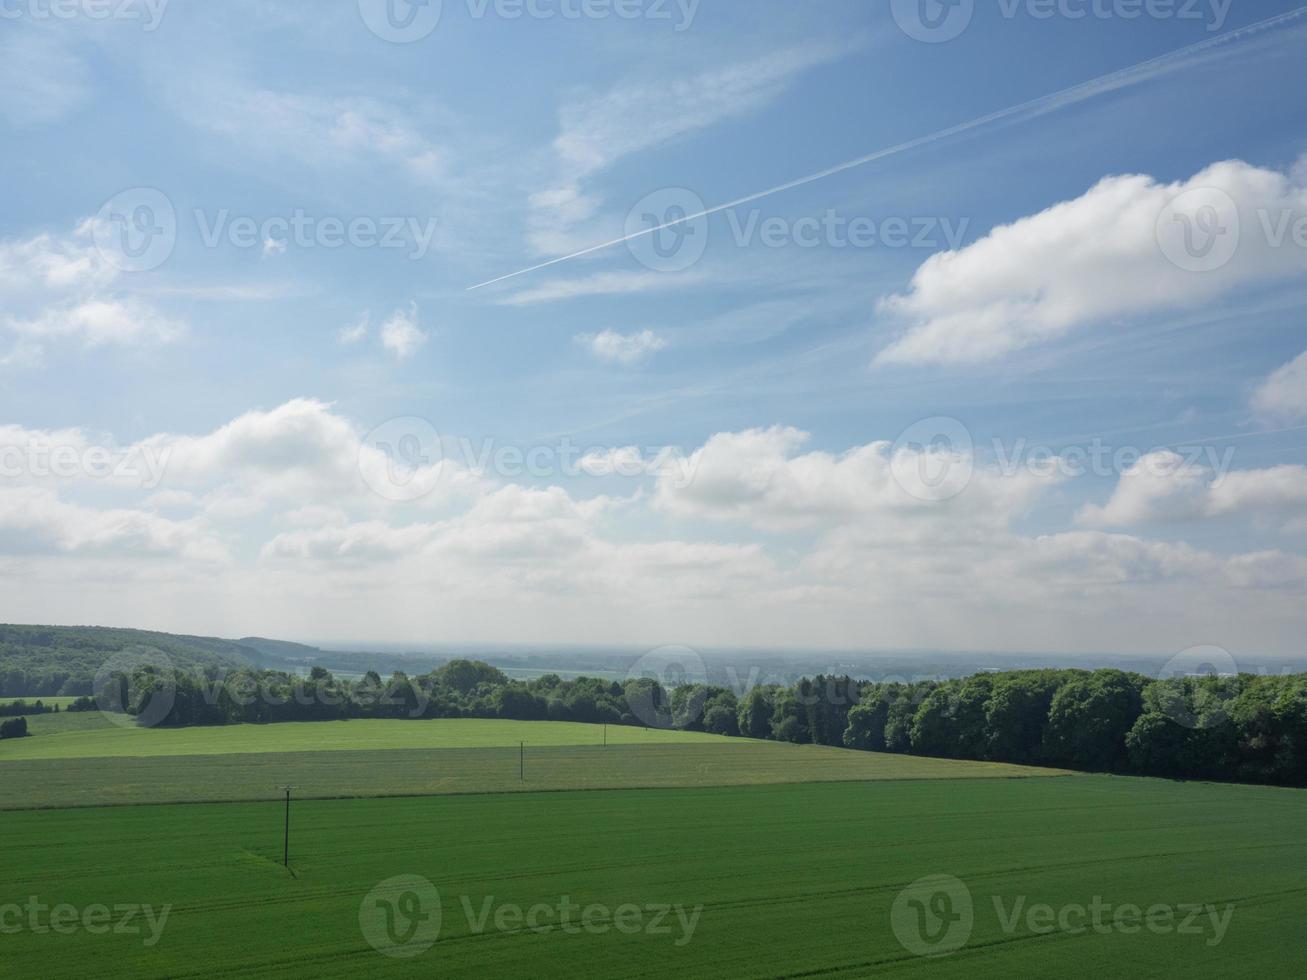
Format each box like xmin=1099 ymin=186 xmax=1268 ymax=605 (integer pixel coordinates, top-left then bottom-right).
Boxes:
xmin=2 ymin=0 xmax=1307 ymax=659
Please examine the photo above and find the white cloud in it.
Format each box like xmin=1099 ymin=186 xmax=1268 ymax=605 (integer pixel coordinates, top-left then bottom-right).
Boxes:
xmin=1079 ymin=450 xmax=1307 ymax=530
xmin=655 ymin=426 xmax=1055 ymax=535
xmin=337 ymin=314 xmax=370 ymax=346
xmin=579 ymin=329 xmax=667 ymax=366
xmin=552 ymin=43 xmax=846 ymax=180
xmin=0 ymin=487 xmax=227 ymax=563
xmin=183 ymin=86 xmax=447 ymax=187
xmin=7 ymin=299 xmax=184 ymax=347
xmin=0 ymin=221 xmax=184 ymax=360
xmin=1252 ymin=350 xmax=1307 ymax=419
xmin=379 ymin=305 xmax=428 ymax=360
xmin=877 ymin=159 xmax=1307 ymax=365
xmin=529 ymin=43 xmax=846 ymax=257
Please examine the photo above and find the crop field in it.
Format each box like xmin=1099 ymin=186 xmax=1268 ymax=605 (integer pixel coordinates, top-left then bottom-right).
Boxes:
xmin=0 ymin=737 xmax=1067 ymax=810
xmin=0 ymin=718 xmax=737 ymax=760
xmin=2 ymin=777 xmax=1304 ymax=979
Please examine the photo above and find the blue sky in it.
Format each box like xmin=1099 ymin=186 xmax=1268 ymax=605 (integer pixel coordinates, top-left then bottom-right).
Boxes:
xmin=2 ymin=0 xmax=1307 ymax=658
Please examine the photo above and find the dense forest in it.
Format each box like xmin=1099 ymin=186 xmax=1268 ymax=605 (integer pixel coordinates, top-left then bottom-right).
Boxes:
xmin=92 ymin=658 xmax=1307 ymax=787
xmin=0 ymin=624 xmax=256 ymax=696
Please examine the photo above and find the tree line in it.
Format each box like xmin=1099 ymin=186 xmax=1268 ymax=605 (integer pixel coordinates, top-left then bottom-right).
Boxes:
xmin=102 ymin=661 xmax=1307 ymax=787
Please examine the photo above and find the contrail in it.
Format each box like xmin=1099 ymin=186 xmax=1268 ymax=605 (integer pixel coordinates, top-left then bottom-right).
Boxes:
xmin=467 ymin=6 xmax=1307 ymax=293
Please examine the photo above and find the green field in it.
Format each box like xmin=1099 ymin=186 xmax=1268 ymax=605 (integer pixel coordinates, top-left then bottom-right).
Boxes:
xmin=0 ymin=718 xmax=736 ymax=761
xmin=0 ymin=740 xmax=1066 ymax=809
xmin=0 ymin=719 xmax=1067 ymax=809
xmin=0 ymin=695 xmax=78 ymax=707
xmin=2 ymin=777 xmax=1304 ymax=978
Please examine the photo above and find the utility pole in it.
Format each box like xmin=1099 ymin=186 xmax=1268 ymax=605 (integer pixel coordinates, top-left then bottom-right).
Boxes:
xmin=282 ymin=786 xmax=292 ymax=867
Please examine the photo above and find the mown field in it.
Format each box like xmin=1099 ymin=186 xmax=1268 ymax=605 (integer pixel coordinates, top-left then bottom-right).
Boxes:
xmin=2 ymin=777 xmax=1304 ymax=978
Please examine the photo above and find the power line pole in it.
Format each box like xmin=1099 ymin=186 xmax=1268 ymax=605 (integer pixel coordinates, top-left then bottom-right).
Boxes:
xmin=282 ymin=786 xmax=292 ymax=867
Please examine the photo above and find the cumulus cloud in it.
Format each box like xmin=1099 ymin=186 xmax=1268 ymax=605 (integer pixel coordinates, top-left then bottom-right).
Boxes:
xmin=1079 ymin=450 xmax=1307 ymax=531
xmin=5 ymin=402 xmax=1307 ymax=653
xmin=578 ymin=329 xmax=667 ymax=366
xmin=877 ymin=159 xmax=1307 ymax=365
xmin=0 ymin=221 xmax=184 ymax=360
xmin=379 ymin=305 xmax=428 ymax=360
xmin=0 ymin=487 xmax=227 ymax=563
xmin=1252 ymin=350 xmax=1307 ymax=419
xmin=655 ymin=426 xmax=1054 ymax=534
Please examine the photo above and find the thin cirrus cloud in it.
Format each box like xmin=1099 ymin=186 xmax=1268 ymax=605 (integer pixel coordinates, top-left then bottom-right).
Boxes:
xmin=875 ymin=158 xmax=1307 ymax=366
xmin=529 ymin=42 xmax=851 ymax=257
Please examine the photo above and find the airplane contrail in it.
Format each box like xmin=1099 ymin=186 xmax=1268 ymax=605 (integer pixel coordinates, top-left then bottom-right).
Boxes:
xmin=467 ymin=6 xmax=1307 ymax=293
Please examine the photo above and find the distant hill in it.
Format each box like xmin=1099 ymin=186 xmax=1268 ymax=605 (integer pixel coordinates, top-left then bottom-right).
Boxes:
xmin=0 ymin=625 xmax=261 ymax=697
xmin=0 ymin=624 xmax=450 ymax=697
